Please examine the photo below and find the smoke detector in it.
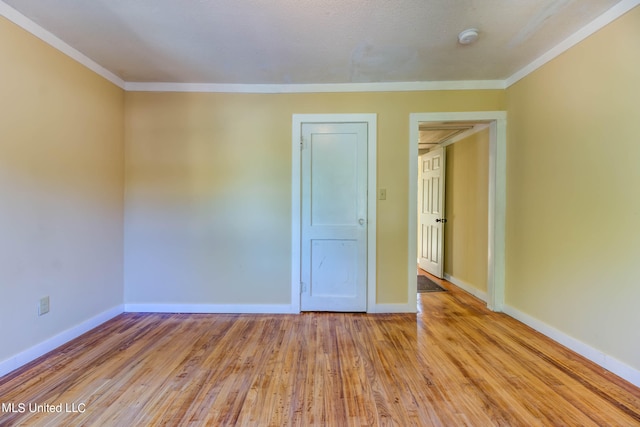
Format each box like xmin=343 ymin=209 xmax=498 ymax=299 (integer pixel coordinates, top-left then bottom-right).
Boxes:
xmin=458 ymin=28 xmax=479 ymax=45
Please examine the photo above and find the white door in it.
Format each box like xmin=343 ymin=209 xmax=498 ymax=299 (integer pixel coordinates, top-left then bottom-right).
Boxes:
xmin=418 ymin=147 xmax=445 ymax=278
xmin=300 ymin=122 xmax=368 ymax=311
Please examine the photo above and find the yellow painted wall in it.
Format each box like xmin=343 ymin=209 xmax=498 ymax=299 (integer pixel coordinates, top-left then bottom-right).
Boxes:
xmin=124 ymin=91 xmax=505 ymax=306
xmin=444 ymin=128 xmax=489 ymax=292
xmin=0 ymin=17 xmax=124 ymax=363
xmin=506 ymin=6 xmax=640 ymax=369
xmin=2 ymin=0 xmax=639 ymax=380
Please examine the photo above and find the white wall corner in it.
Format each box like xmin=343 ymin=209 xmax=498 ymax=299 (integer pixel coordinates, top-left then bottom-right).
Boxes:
xmin=503 ymin=305 xmax=640 ymax=388
xmin=0 ymin=305 xmax=124 ymax=378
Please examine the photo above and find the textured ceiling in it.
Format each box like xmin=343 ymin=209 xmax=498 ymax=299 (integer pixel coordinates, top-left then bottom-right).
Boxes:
xmin=1 ymin=0 xmax=626 ymax=84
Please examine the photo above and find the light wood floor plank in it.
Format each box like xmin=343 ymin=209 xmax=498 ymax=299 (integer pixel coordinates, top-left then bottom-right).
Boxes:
xmin=1 ymin=277 xmax=640 ymax=426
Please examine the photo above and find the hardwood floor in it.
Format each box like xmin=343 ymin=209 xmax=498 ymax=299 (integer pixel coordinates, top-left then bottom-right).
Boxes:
xmin=1 ymin=280 xmax=639 ymax=426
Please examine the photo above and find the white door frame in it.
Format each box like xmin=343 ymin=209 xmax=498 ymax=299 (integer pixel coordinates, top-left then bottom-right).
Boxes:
xmin=291 ymin=114 xmax=377 ymax=313
xmin=409 ymin=112 xmax=506 ymax=312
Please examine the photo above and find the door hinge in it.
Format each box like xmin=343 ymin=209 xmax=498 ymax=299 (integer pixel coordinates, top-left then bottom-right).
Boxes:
xmin=300 ymin=136 xmax=304 ymax=150
xmin=300 ymin=282 xmax=306 ymax=293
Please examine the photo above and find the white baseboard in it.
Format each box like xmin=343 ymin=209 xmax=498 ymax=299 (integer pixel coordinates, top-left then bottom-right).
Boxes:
xmin=0 ymin=305 xmax=124 ymax=378
xmin=503 ymin=305 xmax=640 ymax=388
xmin=126 ymin=303 xmax=418 ymax=314
xmin=124 ymin=303 xmax=297 ymax=314
xmin=443 ymin=274 xmax=488 ymax=302
xmin=370 ymin=303 xmax=417 ymax=313
xmin=124 ymin=303 xmax=420 ymax=314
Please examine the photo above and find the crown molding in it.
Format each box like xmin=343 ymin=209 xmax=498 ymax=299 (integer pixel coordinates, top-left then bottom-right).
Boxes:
xmin=0 ymin=1 xmax=125 ymax=89
xmin=124 ymin=80 xmax=506 ymax=93
xmin=506 ymin=0 xmax=640 ymax=87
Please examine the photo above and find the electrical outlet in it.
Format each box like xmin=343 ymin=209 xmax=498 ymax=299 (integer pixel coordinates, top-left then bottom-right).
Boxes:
xmin=38 ymin=296 xmax=50 ymax=316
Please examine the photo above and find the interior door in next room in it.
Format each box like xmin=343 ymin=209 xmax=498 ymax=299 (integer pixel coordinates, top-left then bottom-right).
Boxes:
xmin=418 ymin=146 xmax=445 ymax=278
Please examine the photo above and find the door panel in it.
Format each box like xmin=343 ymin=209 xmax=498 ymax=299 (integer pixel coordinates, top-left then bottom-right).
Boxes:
xmin=310 ymin=239 xmax=358 ymax=298
xmin=310 ymin=133 xmax=359 ymax=226
xmin=301 ymin=122 xmax=367 ymax=312
xmin=418 ymin=147 xmax=445 ymax=278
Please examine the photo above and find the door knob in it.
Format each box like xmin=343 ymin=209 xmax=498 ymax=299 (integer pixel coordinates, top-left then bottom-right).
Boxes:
xmin=359 ymin=218 xmax=366 ymax=226
xmin=436 ymin=218 xmax=447 ymax=223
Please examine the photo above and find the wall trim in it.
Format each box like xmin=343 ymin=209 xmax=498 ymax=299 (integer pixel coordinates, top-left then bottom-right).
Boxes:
xmin=505 ymin=0 xmax=640 ymax=87
xmin=0 ymin=305 xmax=124 ymax=378
xmin=443 ymin=274 xmax=488 ymax=302
xmin=124 ymin=80 xmax=505 ymax=94
xmin=0 ymin=1 xmax=125 ymax=89
xmin=503 ymin=305 xmax=640 ymax=388
xmin=124 ymin=304 xmax=296 ymax=314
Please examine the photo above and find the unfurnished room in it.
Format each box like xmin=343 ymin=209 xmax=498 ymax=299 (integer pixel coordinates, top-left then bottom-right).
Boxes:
xmin=1 ymin=0 xmax=639 ymax=425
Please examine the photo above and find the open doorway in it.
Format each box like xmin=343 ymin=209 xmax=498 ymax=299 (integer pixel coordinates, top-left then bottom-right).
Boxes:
xmin=418 ymin=122 xmax=490 ymax=287
xmin=408 ymin=112 xmax=506 ymax=312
